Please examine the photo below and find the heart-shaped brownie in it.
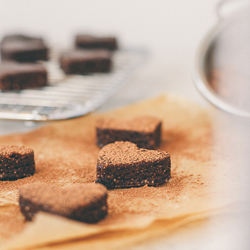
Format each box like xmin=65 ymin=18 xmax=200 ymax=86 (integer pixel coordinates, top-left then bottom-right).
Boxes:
xmin=96 ymin=141 xmax=171 ymax=189
xmin=96 ymin=116 xmax=162 ymax=149
xmin=19 ymin=182 xmax=108 ymax=223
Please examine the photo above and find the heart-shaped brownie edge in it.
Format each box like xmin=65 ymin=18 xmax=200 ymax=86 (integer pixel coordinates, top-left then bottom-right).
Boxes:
xmin=19 ymin=182 xmax=108 ymax=223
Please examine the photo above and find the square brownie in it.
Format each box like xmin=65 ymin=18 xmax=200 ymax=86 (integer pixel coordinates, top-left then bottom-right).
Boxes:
xmin=96 ymin=141 xmax=171 ymax=189
xmin=0 ymin=62 xmax=47 ymax=90
xmin=1 ymin=34 xmax=49 ymax=62
xmin=96 ymin=116 xmax=162 ymax=149
xmin=75 ymin=35 xmax=118 ymax=50
xmin=0 ymin=145 xmax=35 ymax=181
xmin=60 ymin=49 xmax=112 ymax=75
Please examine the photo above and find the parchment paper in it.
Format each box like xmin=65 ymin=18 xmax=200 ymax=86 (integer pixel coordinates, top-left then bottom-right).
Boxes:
xmin=0 ymin=94 xmax=242 ymax=250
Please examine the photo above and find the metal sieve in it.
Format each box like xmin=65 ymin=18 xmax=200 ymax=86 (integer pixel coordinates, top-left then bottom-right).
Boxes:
xmin=193 ymin=1 xmax=250 ymax=117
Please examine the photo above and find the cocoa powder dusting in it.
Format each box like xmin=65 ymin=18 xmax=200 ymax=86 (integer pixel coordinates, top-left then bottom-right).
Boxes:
xmin=96 ymin=116 xmax=161 ymax=132
xmin=0 ymin=95 xmax=212 ymax=242
xmin=0 ymin=145 xmax=33 ymax=156
xmin=98 ymin=141 xmax=169 ymax=166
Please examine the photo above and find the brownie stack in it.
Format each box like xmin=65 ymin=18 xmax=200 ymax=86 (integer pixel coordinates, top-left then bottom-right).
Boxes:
xmin=59 ymin=34 xmax=118 ymax=75
xmin=0 ymin=34 xmax=49 ymax=90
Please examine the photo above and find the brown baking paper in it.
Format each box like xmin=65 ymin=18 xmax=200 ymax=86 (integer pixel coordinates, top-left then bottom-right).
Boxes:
xmin=0 ymin=94 xmax=242 ymax=250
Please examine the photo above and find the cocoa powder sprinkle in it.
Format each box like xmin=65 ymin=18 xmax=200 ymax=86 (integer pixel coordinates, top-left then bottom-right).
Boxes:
xmin=0 ymin=145 xmax=34 ymax=156
xmin=98 ymin=141 xmax=169 ymax=166
xmin=96 ymin=116 xmax=161 ymax=133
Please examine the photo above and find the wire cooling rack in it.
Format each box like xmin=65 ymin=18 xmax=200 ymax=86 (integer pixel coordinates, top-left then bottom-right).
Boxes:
xmin=0 ymin=49 xmax=146 ymax=121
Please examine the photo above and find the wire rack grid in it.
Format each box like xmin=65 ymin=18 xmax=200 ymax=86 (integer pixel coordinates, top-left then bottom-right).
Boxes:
xmin=0 ymin=48 xmax=146 ymax=121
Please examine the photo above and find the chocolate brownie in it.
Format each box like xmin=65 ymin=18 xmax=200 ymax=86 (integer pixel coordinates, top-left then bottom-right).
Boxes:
xmin=19 ymin=182 xmax=108 ymax=223
xmin=1 ymin=34 xmax=44 ymax=44
xmin=96 ymin=116 xmax=162 ymax=149
xmin=75 ymin=35 xmax=118 ymax=50
xmin=1 ymin=34 xmax=48 ymax=62
xmin=0 ymin=145 xmax=35 ymax=181
xmin=96 ymin=141 xmax=171 ymax=189
xmin=60 ymin=49 xmax=112 ymax=75
xmin=0 ymin=62 xmax=47 ymax=90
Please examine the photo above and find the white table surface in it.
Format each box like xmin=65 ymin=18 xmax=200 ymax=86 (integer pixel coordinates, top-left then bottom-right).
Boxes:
xmin=1 ymin=1 xmax=250 ymax=249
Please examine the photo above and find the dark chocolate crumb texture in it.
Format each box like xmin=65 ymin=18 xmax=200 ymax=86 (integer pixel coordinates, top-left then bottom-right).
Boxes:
xmin=19 ymin=182 xmax=108 ymax=223
xmin=0 ymin=145 xmax=35 ymax=181
xmin=96 ymin=141 xmax=171 ymax=189
xmin=1 ymin=34 xmax=49 ymax=62
xmin=60 ymin=49 xmax=112 ymax=75
xmin=96 ymin=116 xmax=162 ymax=149
xmin=75 ymin=35 xmax=118 ymax=50
xmin=0 ymin=62 xmax=47 ymax=91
